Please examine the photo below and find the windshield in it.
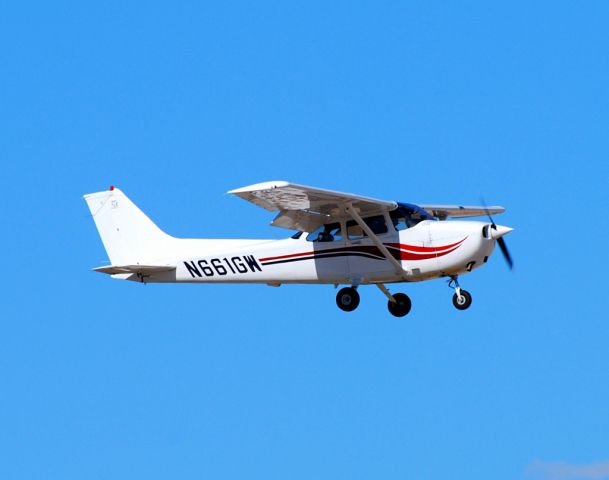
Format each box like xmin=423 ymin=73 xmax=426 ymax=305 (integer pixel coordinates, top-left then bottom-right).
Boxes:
xmin=390 ymin=203 xmax=435 ymax=230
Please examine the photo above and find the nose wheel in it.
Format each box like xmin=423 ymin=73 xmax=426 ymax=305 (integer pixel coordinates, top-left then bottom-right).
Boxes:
xmin=449 ymin=276 xmax=473 ymax=310
xmin=452 ymin=290 xmax=472 ymax=310
xmin=336 ymin=287 xmax=360 ymax=312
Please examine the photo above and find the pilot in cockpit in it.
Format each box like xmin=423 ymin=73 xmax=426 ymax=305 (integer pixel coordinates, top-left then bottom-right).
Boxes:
xmin=307 ymin=223 xmax=342 ymax=242
xmin=317 ymin=231 xmax=334 ymax=242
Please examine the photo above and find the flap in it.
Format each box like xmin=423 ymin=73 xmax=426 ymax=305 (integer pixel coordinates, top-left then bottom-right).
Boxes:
xmin=271 ymin=209 xmax=329 ymax=232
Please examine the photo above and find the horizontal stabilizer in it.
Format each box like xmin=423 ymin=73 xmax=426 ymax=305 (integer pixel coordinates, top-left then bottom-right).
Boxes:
xmin=93 ymin=265 xmax=176 ymax=275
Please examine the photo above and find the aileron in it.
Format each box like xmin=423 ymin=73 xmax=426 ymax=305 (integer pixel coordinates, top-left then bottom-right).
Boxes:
xmin=420 ymin=204 xmax=505 ymax=220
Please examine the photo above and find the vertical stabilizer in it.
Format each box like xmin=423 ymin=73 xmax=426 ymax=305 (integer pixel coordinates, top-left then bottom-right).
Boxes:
xmin=83 ymin=187 xmax=175 ymax=266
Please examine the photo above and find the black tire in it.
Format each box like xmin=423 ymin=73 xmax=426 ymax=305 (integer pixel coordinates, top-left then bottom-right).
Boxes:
xmin=387 ymin=293 xmax=412 ymax=317
xmin=336 ymin=287 xmax=360 ymax=312
xmin=452 ymin=290 xmax=472 ymax=310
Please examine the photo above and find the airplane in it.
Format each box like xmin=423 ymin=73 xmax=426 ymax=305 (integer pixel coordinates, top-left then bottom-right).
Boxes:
xmin=83 ymin=181 xmax=513 ymax=316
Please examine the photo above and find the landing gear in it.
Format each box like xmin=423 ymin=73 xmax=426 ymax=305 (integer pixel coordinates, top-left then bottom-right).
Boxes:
xmin=387 ymin=293 xmax=412 ymax=317
xmin=452 ymin=290 xmax=472 ymax=310
xmin=336 ymin=287 xmax=360 ymax=312
xmin=376 ymin=284 xmax=412 ymax=317
xmin=448 ymin=276 xmax=473 ymax=310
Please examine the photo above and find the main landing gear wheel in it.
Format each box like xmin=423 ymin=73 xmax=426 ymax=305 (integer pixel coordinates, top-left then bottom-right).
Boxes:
xmin=452 ymin=290 xmax=472 ymax=310
xmin=387 ymin=293 xmax=412 ymax=317
xmin=336 ymin=287 xmax=360 ymax=312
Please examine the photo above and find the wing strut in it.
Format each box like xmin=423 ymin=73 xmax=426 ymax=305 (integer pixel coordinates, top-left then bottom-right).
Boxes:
xmin=376 ymin=283 xmax=397 ymax=304
xmin=345 ymin=204 xmax=407 ymax=280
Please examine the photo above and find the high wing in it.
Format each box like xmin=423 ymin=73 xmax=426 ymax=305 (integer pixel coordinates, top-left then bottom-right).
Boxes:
xmin=228 ymin=181 xmax=397 ymax=231
xmin=419 ymin=204 xmax=505 ymax=220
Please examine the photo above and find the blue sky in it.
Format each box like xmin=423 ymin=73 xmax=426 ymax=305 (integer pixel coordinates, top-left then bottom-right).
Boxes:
xmin=1 ymin=1 xmax=609 ymax=479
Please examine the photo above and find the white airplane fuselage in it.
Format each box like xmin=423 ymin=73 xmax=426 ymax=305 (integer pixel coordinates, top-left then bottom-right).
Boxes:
xmin=139 ymin=219 xmax=498 ymax=285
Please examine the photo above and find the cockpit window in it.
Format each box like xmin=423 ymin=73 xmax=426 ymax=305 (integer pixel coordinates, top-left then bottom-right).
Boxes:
xmin=306 ymin=222 xmax=342 ymax=242
xmin=291 ymin=231 xmax=303 ymax=239
xmin=346 ymin=215 xmax=388 ymax=240
xmin=390 ymin=203 xmax=435 ymax=230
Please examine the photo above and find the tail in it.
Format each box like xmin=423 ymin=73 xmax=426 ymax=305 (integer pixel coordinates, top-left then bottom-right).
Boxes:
xmin=83 ymin=186 xmax=175 ymax=267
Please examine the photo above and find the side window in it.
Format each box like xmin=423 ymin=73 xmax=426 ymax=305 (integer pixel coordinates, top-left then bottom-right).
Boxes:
xmin=346 ymin=220 xmax=365 ymax=240
xmin=306 ymin=223 xmax=342 ymax=242
xmin=366 ymin=215 xmax=388 ymax=235
xmin=325 ymin=224 xmax=342 ymax=241
xmin=346 ymin=215 xmax=388 ymax=240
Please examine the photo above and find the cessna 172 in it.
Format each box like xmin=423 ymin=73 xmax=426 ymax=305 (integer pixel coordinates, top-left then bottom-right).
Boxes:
xmin=84 ymin=181 xmax=513 ymax=316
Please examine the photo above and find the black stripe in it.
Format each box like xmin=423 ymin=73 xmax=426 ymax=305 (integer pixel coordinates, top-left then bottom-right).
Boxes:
xmin=261 ymin=252 xmax=386 ymax=266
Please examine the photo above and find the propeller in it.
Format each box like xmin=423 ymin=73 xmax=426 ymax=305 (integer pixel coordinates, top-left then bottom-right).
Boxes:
xmin=482 ymin=199 xmax=514 ymax=270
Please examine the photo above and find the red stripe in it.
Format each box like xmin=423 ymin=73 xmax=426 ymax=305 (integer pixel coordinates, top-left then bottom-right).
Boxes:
xmin=260 ymin=237 xmax=467 ymax=263
xmin=399 ymin=244 xmax=462 ymax=260
xmin=385 ymin=237 xmax=467 ymax=253
xmin=259 ymin=250 xmax=315 ymax=262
